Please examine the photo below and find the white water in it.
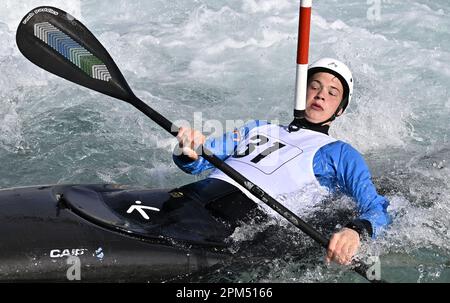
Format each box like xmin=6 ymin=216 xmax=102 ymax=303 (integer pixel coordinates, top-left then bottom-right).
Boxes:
xmin=0 ymin=0 xmax=449 ymax=282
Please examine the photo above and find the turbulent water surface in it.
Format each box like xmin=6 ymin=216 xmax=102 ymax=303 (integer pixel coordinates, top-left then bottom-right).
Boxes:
xmin=0 ymin=0 xmax=449 ymax=282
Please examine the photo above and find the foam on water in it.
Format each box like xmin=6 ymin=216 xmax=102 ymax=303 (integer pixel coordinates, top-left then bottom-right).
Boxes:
xmin=0 ymin=0 xmax=449 ymax=282
xmin=1 ymin=0 xmax=81 ymax=31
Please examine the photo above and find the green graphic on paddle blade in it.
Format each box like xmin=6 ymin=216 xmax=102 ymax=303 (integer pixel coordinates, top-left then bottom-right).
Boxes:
xmin=33 ymin=22 xmax=111 ymax=82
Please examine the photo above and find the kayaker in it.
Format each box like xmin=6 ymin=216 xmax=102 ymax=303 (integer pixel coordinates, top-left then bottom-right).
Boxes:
xmin=173 ymin=58 xmax=390 ymax=266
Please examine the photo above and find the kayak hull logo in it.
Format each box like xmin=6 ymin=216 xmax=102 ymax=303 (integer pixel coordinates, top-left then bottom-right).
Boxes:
xmin=127 ymin=201 xmax=160 ymax=220
xmin=50 ymin=248 xmax=88 ymax=258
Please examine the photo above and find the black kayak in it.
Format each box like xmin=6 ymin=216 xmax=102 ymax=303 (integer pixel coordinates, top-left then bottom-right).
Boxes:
xmin=0 ymin=179 xmax=261 ymax=282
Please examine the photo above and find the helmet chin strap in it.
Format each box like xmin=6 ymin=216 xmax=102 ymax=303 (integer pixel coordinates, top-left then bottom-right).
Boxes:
xmin=288 ymin=116 xmax=330 ymax=134
xmin=314 ymin=104 xmax=342 ymax=125
xmin=288 ymin=103 xmax=344 ymax=134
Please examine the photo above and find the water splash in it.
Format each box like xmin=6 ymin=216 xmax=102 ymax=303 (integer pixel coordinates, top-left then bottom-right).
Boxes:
xmin=1 ymin=0 xmax=449 ymax=282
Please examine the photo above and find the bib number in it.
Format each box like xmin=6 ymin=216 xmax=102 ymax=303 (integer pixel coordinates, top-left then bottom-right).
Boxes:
xmin=233 ymin=135 xmax=287 ymax=164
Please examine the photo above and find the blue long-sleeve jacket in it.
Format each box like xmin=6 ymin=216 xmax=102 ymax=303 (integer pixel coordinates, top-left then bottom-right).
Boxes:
xmin=173 ymin=120 xmax=390 ymax=238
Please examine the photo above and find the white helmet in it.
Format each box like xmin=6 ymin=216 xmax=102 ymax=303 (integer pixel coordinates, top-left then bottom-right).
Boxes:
xmin=308 ymin=58 xmax=354 ymax=113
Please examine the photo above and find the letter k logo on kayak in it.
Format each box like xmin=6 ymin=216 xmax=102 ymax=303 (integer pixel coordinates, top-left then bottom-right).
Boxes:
xmin=126 ymin=201 xmax=160 ymax=220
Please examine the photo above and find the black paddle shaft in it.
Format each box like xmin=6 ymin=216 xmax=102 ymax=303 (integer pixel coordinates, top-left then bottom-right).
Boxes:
xmin=16 ymin=6 xmax=384 ymax=283
xmin=16 ymin=6 xmax=327 ymax=245
xmin=132 ymin=97 xmax=330 ymax=247
xmin=132 ymin=95 xmax=328 ymax=248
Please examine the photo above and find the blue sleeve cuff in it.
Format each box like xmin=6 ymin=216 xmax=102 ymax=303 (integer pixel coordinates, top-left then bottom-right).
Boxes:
xmin=345 ymin=219 xmax=373 ymax=238
xmin=172 ymin=119 xmax=271 ymax=175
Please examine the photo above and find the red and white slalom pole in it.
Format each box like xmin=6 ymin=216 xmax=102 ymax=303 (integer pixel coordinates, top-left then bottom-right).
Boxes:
xmin=293 ymin=0 xmax=312 ymax=119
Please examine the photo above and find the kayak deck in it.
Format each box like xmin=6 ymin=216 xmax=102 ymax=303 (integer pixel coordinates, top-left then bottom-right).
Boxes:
xmin=0 ymin=184 xmax=237 ymax=282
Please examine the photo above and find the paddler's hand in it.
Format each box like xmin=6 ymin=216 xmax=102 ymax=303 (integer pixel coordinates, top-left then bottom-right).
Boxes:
xmin=326 ymin=228 xmax=360 ymax=265
xmin=175 ymin=127 xmax=206 ymax=161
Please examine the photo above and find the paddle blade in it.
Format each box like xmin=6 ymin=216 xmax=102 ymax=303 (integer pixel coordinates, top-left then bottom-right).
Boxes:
xmin=16 ymin=6 xmax=136 ymax=102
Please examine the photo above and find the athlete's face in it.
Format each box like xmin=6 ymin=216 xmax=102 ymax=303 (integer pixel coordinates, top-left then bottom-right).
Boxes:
xmin=305 ymin=72 xmax=344 ymax=124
